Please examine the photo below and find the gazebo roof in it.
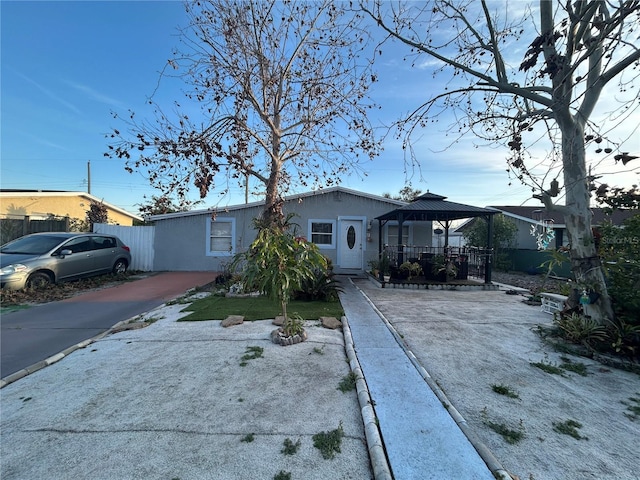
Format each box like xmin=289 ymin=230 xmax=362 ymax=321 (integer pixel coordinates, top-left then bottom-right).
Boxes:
xmin=376 ymin=192 xmax=497 ymax=222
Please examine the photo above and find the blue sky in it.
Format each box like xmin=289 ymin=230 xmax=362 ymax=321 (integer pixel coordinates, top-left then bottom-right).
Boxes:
xmin=2 ymin=1 xmax=638 ymax=216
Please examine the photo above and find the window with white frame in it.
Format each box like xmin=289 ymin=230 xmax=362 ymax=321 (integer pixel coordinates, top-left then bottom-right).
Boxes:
xmin=309 ymin=220 xmax=335 ymax=248
xmin=207 ymin=218 xmax=235 ymax=256
xmin=386 ymin=224 xmax=410 ymax=246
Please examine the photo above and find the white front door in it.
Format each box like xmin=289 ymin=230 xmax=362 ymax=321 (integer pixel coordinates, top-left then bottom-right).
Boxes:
xmin=338 ymin=219 xmax=363 ymax=269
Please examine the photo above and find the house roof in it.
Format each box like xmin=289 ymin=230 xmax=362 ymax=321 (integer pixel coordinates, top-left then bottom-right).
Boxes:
xmin=0 ymin=189 xmax=143 ymax=221
xmin=487 ymin=205 xmax=637 ymax=227
xmin=148 ymin=186 xmax=407 ymax=221
xmin=375 ymin=192 xmax=497 ymax=222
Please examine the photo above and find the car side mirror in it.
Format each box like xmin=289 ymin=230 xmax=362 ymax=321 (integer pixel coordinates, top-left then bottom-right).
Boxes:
xmin=59 ymin=249 xmax=73 ymax=257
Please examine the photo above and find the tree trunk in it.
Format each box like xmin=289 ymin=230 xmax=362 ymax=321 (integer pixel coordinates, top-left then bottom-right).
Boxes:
xmin=261 ymin=118 xmax=285 ymax=231
xmin=561 ymin=126 xmax=615 ymax=323
xmin=262 ymin=163 xmax=284 ymax=230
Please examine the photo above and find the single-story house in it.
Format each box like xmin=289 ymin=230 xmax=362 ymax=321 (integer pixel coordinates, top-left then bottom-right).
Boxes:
xmin=0 ymin=189 xmax=142 ymax=226
xmin=149 ymin=187 xmax=435 ymax=274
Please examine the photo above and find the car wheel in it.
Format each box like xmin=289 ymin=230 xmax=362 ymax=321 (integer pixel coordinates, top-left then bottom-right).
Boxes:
xmin=112 ymin=259 xmax=128 ymax=275
xmin=27 ymin=272 xmax=53 ymax=289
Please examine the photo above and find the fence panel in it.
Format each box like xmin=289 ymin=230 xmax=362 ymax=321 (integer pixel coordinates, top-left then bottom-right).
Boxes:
xmin=93 ymin=224 xmax=155 ymax=272
xmin=29 ymin=218 xmax=69 ymax=234
xmin=0 ymin=219 xmax=25 ymax=244
xmin=0 ymin=217 xmax=69 ymax=244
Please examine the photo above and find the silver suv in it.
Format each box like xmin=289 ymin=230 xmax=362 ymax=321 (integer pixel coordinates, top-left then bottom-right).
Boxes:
xmin=0 ymin=232 xmax=132 ymax=290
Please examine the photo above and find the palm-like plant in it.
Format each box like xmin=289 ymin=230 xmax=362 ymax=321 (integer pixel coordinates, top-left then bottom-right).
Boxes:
xmin=235 ymin=223 xmax=327 ymax=338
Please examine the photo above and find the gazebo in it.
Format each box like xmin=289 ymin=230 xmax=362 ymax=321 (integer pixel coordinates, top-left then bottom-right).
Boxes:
xmin=375 ymin=192 xmax=498 ymax=284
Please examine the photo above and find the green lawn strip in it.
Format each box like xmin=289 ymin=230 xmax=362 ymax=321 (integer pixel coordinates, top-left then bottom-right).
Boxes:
xmin=179 ymin=295 xmax=343 ymax=321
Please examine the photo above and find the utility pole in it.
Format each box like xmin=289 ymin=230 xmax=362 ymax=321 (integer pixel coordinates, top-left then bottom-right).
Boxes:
xmin=87 ymin=161 xmax=91 ymax=194
xmin=245 ymin=172 xmax=249 ymax=204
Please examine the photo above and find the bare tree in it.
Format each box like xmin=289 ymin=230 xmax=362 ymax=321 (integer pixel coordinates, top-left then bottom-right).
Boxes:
xmin=107 ymin=0 xmax=380 ymax=230
xmin=364 ymin=0 xmax=640 ymax=323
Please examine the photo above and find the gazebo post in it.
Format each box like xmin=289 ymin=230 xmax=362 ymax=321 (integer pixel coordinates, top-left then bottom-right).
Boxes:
xmin=378 ymin=220 xmax=384 ymax=282
xmin=485 ymin=214 xmax=494 ymax=283
xmin=397 ymin=213 xmax=404 ymax=265
xmin=443 ymin=219 xmax=451 ymax=255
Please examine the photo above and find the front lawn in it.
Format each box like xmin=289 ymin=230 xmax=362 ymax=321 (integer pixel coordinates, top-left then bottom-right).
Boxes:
xmin=180 ymin=295 xmax=344 ymax=321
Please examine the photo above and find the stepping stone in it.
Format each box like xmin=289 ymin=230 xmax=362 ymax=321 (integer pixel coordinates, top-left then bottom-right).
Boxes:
xmin=221 ymin=315 xmax=244 ymax=327
xmin=320 ymin=316 xmax=342 ymax=330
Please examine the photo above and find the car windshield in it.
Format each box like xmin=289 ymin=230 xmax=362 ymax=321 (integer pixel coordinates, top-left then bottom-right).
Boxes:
xmin=0 ymin=235 xmax=67 ymax=255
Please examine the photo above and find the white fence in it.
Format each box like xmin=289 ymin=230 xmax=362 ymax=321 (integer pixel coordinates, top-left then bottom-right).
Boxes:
xmin=93 ymin=224 xmax=155 ymax=272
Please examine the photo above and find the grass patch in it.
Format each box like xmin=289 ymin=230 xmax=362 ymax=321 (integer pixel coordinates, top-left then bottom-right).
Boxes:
xmin=622 ymin=395 xmax=640 ymax=421
xmin=143 ymin=315 xmax=163 ymax=325
xmin=240 ymin=346 xmax=264 ymax=367
xmin=485 ymin=419 xmax=525 ymax=444
xmin=312 ymin=422 xmax=344 ymax=459
xmin=166 ymin=295 xmax=193 ymax=305
xmin=180 ymin=295 xmax=343 ymax=321
xmin=240 ymin=433 xmax=255 ymax=443
xmin=281 ymin=438 xmax=301 ymax=455
xmin=273 ymin=472 xmax=291 ymax=480
xmin=481 ymin=407 xmax=524 ymax=444
xmin=530 ymin=360 xmax=565 ymax=376
xmin=559 ymin=356 xmax=589 ymax=376
xmin=553 ymin=419 xmax=588 ymax=440
xmin=531 ymin=356 xmax=589 ymax=377
xmin=491 ymin=384 xmax=520 ymax=399
xmin=337 ymin=371 xmax=358 ymax=393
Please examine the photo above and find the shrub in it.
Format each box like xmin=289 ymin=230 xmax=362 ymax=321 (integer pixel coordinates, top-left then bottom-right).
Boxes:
xmin=293 ymin=264 xmax=343 ymax=301
xmin=553 ymin=312 xmax=608 ymax=348
xmin=399 ymin=261 xmax=422 ymax=279
xmin=598 ymin=214 xmax=640 ymax=356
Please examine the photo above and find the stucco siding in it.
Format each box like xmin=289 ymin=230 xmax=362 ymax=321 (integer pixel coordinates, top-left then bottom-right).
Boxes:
xmin=0 ymin=194 xmax=138 ymax=226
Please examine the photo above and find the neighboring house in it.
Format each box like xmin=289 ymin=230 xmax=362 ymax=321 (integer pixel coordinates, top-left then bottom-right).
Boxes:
xmin=149 ymin=187 xmax=429 ymax=274
xmin=486 ymin=205 xmax=636 ymax=250
xmin=455 ymin=205 xmax=637 ymax=275
xmin=0 ymin=190 xmax=142 ymax=226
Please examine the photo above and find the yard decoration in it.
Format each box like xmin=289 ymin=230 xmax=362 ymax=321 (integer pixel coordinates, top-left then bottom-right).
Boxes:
xmin=233 ymin=219 xmax=327 ymax=345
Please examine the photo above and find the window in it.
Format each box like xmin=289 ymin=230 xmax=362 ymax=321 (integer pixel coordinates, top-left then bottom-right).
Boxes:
xmin=92 ymin=236 xmax=116 ymax=249
xmin=309 ymin=220 xmax=335 ymax=249
xmin=386 ymin=224 xmax=410 ymax=246
xmin=207 ymin=218 xmax=235 ymax=256
xmin=61 ymin=237 xmax=92 ymax=253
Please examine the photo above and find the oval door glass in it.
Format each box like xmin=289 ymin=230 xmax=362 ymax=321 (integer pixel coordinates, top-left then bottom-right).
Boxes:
xmin=347 ymin=226 xmax=356 ymax=249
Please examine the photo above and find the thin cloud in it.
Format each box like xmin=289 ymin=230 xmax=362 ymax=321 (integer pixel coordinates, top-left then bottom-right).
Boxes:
xmin=18 ymin=131 xmax=70 ymax=151
xmin=63 ymin=80 xmax=128 ymax=110
xmin=12 ymin=69 xmax=82 ymax=115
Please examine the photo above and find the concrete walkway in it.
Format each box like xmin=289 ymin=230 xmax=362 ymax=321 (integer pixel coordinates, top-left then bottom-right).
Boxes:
xmin=339 ymin=278 xmax=498 ymax=480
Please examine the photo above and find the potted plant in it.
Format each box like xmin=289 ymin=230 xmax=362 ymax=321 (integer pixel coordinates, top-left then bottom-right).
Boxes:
xmin=399 ymin=261 xmax=423 ymax=280
xmin=431 ymin=255 xmax=457 ymax=282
